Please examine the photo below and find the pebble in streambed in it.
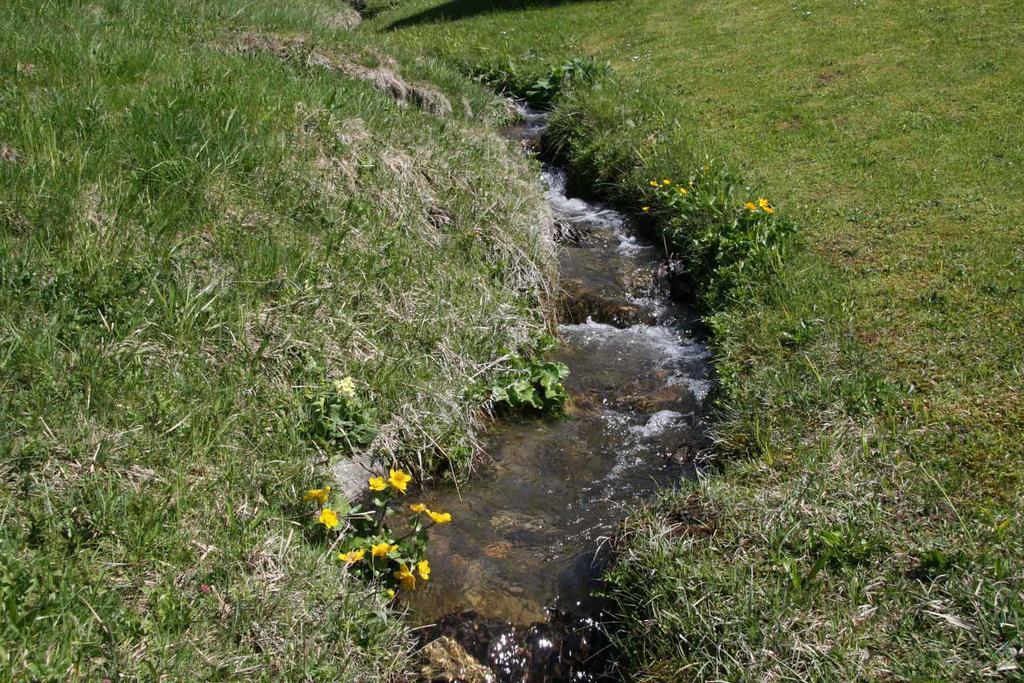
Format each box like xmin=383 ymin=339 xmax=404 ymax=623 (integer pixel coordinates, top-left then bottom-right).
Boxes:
xmin=411 ymin=107 xmax=713 ymax=682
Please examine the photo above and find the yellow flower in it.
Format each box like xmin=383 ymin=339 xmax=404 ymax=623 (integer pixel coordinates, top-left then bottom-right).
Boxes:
xmin=648 ymin=180 xmax=659 ymax=187
xmin=417 ymin=559 xmax=431 ymax=581
xmin=641 ymin=206 xmax=650 ymax=213
xmin=333 ymin=376 xmax=356 ymax=398
xmin=371 ymin=541 xmax=398 ymax=558
xmin=758 ymin=197 xmax=774 ymax=214
xmin=427 ymin=510 xmax=452 ymax=524
xmin=368 ymin=476 xmax=387 ymax=492
xmin=303 ymin=486 xmax=331 ymax=505
xmin=677 ymin=187 xmax=688 ymax=195
xmin=318 ymin=508 xmax=340 ymax=530
xmin=744 ymin=201 xmax=758 ymax=212
xmin=662 ymin=178 xmax=671 ymax=185
xmin=338 ymin=549 xmax=365 ymax=564
xmin=388 ymin=468 xmax=412 ymax=494
xmin=409 ymin=503 xmax=428 ymax=513
xmin=385 ymin=588 xmax=396 ymax=599
xmin=394 ymin=563 xmax=416 ymax=591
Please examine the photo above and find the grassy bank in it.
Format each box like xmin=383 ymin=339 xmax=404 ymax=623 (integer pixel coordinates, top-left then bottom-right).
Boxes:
xmin=368 ymin=0 xmax=1024 ymax=678
xmin=0 ymin=0 xmax=555 ymax=678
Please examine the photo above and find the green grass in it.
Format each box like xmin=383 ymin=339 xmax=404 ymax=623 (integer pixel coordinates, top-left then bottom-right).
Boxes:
xmin=0 ymin=0 xmax=555 ymax=678
xmin=365 ymin=0 xmax=1024 ymax=678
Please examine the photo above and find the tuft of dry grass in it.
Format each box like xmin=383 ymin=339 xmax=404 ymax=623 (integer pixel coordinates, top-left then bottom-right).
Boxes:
xmin=227 ymin=31 xmax=453 ymax=116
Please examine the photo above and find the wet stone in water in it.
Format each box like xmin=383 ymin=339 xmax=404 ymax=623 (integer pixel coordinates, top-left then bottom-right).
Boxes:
xmin=420 ymin=636 xmax=494 ymax=683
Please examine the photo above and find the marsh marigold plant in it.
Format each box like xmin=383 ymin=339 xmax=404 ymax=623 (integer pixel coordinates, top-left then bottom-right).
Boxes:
xmin=640 ymin=168 xmax=794 ymax=303
xmin=303 ymin=468 xmax=452 ymax=597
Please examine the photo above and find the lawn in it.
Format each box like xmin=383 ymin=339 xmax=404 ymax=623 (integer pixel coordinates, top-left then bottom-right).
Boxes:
xmin=0 ymin=0 xmax=554 ymax=678
xmin=367 ymin=0 xmax=1024 ymax=678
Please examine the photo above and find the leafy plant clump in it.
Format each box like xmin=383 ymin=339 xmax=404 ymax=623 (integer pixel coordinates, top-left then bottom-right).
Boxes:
xmin=489 ymin=356 xmax=569 ymax=412
xmin=470 ymin=56 xmax=610 ymax=106
xmin=301 ymin=466 xmax=450 ymax=593
xmin=306 ymin=376 xmax=379 ymax=453
xmin=525 ymin=58 xmax=610 ymax=104
xmin=303 ymin=468 xmax=452 ymax=595
xmin=487 ymin=358 xmax=569 ymax=411
xmin=641 ymin=172 xmax=796 ymax=306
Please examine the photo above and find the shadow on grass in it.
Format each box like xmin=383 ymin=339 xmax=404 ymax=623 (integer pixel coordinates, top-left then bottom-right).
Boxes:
xmin=387 ymin=0 xmax=604 ymax=30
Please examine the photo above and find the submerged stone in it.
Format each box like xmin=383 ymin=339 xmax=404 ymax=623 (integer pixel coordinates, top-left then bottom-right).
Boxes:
xmin=420 ymin=635 xmax=494 ymax=683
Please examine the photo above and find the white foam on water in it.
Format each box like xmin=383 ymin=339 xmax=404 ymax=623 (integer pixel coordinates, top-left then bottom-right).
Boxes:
xmin=601 ymin=409 xmax=632 ymax=429
xmin=613 ymin=227 xmax=647 ymax=255
xmin=560 ymin=320 xmax=705 ymax=363
xmin=543 ymin=169 xmax=625 ymax=222
xmin=604 ymin=451 xmax=646 ymax=482
xmin=542 ymin=167 xmax=569 ymax=195
xmin=629 ymin=410 xmax=684 ymax=438
xmin=667 ymin=374 xmax=714 ymax=401
xmin=626 ymin=293 xmax=667 ymax=318
xmin=685 ymin=377 xmax=713 ymax=402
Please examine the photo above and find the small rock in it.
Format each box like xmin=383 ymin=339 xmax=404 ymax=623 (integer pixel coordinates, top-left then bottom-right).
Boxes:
xmin=483 ymin=541 xmax=511 ymax=559
xmin=329 ymin=453 xmax=374 ymax=501
xmin=419 ymin=636 xmax=494 ymax=683
xmin=0 ymin=145 xmax=21 ymax=163
xmin=489 ymin=511 xmax=545 ymax=533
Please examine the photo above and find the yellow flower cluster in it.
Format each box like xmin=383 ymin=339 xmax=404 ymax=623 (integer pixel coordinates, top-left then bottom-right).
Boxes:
xmin=643 ymin=178 xmax=688 ymax=215
xmin=392 ymin=559 xmax=431 ymax=591
xmin=334 ymin=376 xmax=356 ymax=398
xmin=308 ymin=467 xmax=446 ymax=595
xmin=389 ymin=468 xmax=411 ymax=493
xmin=393 ymin=563 xmax=416 ymax=591
xmin=368 ymin=468 xmax=412 ymax=494
xmin=745 ymin=197 xmax=775 ymax=214
xmin=318 ymin=508 xmax=340 ymax=529
xmin=408 ymin=502 xmax=453 ymax=524
xmin=338 ymin=549 xmax=365 ymax=564
xmin=428 ymin=510 xmax=453 ymax=524
xmin=371 ymin=541 xmax=398 ymax=558
xmin=303 ymin=486 xmax=331 ymax=505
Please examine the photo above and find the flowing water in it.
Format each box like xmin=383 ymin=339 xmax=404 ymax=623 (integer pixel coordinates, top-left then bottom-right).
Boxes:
xmin=412 ymin=109 xmax=713 ymax=681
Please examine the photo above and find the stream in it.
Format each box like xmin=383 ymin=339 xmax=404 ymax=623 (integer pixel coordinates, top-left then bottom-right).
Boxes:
xmin=411 ymin=109 xmax=713 ymax=681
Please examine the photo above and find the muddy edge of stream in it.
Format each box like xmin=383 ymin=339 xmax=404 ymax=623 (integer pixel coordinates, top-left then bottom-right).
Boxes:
xmin=411 ymin=106 xmax=715 ymax=682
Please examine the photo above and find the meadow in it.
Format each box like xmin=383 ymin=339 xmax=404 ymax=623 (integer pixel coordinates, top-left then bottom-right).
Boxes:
xmin=3 ymin=0 xmax=1022 ymax=679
